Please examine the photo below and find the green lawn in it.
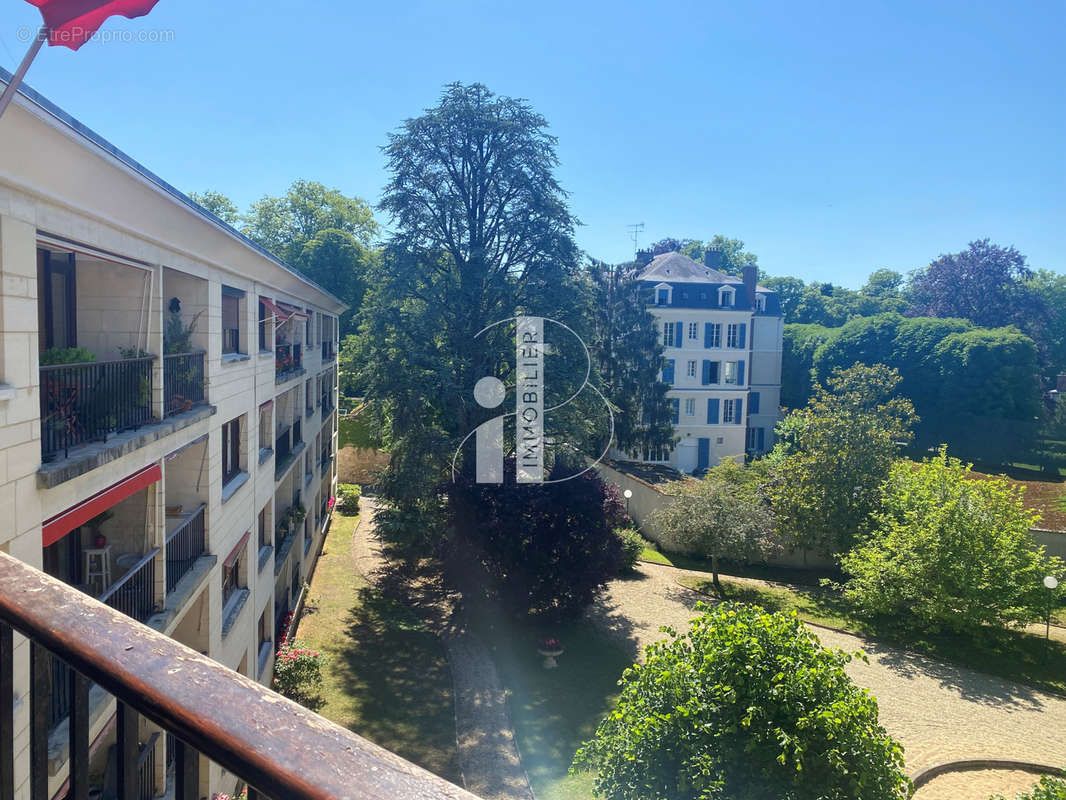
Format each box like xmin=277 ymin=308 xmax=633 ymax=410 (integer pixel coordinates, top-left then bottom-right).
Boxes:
xmin=680 ymin=574 xmax=1066 ymax=696
xmin=337 ymin=408 xmax=380 ymax=450
xmin=470 ymin=604 xmax=633 ymax=800
xmin=295 ymin=512 xmax=460 ymax=782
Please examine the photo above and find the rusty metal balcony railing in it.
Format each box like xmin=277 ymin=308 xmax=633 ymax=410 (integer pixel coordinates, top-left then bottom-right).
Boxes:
xmin=0 ymin=551 xmax=477 ymax=800
xmin=165 ymin=504 xmax=207 ymax=594
xmin=98 ymin=549 xmax=159 ymax=624
xmin=40 ymin=355 xmax=155 ymax=461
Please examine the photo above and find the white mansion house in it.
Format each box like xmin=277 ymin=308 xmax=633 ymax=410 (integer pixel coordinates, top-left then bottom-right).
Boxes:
xmin=618 ymin=250 xmax=784 ymax=473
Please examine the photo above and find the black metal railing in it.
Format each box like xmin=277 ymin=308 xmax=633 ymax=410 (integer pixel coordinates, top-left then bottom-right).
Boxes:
xmin=0 ymin=552 xmax=476 ymax=800
xmin=98 ymin=550 xmax=159 ymax=624
xmin=164 ymin=351 xmax=205 ymax=417
xmin=165 ymin=504 xmax=206 ymax=594
xmin=40 ymin=355 xmax=155 ymax=461
xmin=275 ymin=426 xmax=291 ymax=465
xmin=138 ymin=732 xmax=159 ymax=800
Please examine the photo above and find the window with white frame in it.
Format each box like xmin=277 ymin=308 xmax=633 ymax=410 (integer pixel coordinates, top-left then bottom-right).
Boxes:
xmin=684 ymin=398 xmax=695 ymax=416
xmin=707 ymin=323 xmax=721 ymax=348
xmin=643 ymin=446 xmax=671 ymax=463
xmin=688 ymin=322 xmax=698 ymax=340
xmin=720 ymin=288 xmax=735 ymax=307
xmin=656 ymin=288 xmax=669 ymax=305
xmin=756 ymin=294 xmax=766 ymax=311
xmin=723 ymin=399 xmax=736 ymax=423
xmin=686 ymin=360 xmax=696 ymax=377
xmin=727 ymin=324 xmax=739 ymax=348
xmin=724 ymin=361 xmax=738 ymax=385
xmin=663 ymin=322 xmax=676 ymax=347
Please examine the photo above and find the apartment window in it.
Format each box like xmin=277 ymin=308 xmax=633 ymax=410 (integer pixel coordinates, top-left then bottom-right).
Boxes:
xmin=38 ymin=248 xmax=77 ymax=350
xmin=686 ymin=360 xmax=697 ymax=378
xmin=305 ymin=309 xmax=314 ymax=345
xmin=707 ymin=323 xmax=721 ymax=348
xmin=259 ymin=402 xmax=273 ymax=453
xmin=720 ymin=288 xmax=734 ymax=307
xmin=723 ymin=399 xmax=736 ymax=423
xmin=222 ymin=542 xmax=245 ymax=606
xmin=756 ymin=294 xmax=766 ymax=311
xmin=258 ymin=506 xmax=270 ymax=550
xmin=684 ymin=398 xmax=695 ymax=416
xmin=656 ymin=288 xmax=669 ymax=305
xmin=688 ymin=322 xmax=698 ymax=340
xmin=663 ymin=322 xmax=676 ymax=347
xmin=222 ymin=416 xmax=243 ymax=486
xmin=726 ymin=324 xmax=739 ymax=348
xmin=643 ymin=446 xmax=671 ymax=463
xmin=305 ymin=378 xmax=314 ymax=414
xmin=724 ymin=361 xmax=738 ymax=385
xmin=221 ymin=286 xmax=244 ymax=355
xmin=258 ymin=298 xmax=270 ymax=352
xmin=258 ymin=608 xmax=271 ymax=651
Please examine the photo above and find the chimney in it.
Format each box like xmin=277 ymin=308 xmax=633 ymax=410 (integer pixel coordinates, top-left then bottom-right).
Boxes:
xmin=1058 ymin=374 xmax=1066 ymax=393
xmin=703 ymin=248 xmax=723 ymax=270
xmin=742 ymin=265 xmax=758 ymax=309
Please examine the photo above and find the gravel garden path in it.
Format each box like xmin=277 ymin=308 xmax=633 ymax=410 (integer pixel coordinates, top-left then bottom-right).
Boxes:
xmin=584 ymin=562 xmax=1066 ymax=800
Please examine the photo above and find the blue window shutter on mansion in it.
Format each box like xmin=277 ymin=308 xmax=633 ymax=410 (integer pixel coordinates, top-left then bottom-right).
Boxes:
xmin=737 ymin=361 xmax=745 ymax=385
xmin=662 ymin=359 xmax=675 ymax=384
xmin=676 ymin=322 xmax=684 ymax=344
xmin=735 ymin=398 xmax=744 ymax=424
xmin=707 ymin=398 xmax=719 ymax=424
xmin=701 ymin=360 xmax=711 ymax=385
xmin=738 ymin=323 xmax=747 ymax=348
xmin=750 ymin=391 xmax=760 ymax=414
xmin=671 ymin=398 xmax=680 ymax=424
xmin=704 ymin=322 xmax=713 ymax=348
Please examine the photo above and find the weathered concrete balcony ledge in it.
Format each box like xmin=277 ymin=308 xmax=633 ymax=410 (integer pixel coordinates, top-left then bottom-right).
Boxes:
xmin=38 ymin=405 xmax=216 ymax=489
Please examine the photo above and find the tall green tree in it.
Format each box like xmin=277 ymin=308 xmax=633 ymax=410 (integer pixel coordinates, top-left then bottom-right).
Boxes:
xmin=841 ymin=449 xmax=1062 ymax=633
xmin=680 ymin=235 xmax=759 ymax=276
xmin=355 ymin=83 xmax=583 ymax=557
xmin=574 ymin=603 xmax=911 ymax=800
xmin=188 ymin=190 xmax=240 ymax=226
xmin=770 ymin=363 xmax=916 ymax=555
xmin=585 ymin=260 xmax=674 ymax=456
xmin=1028 ymin=269 xmax=1066 ymax=380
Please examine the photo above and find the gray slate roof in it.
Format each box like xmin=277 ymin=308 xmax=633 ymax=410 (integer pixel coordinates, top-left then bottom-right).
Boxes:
xmin=637 ymin=252 xmax=741 ymax=284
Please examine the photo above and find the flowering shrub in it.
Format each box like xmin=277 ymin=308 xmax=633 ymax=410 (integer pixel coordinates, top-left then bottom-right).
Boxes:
xmin=277 ymin=610 xmax=296 ymax=647
xmin=273 ymin=641 xmax=324 ymax=705
xmin=335 ymin=483 xmax=361 ymax=514
xmin=211 ymin=791 xmax=247 ymax=800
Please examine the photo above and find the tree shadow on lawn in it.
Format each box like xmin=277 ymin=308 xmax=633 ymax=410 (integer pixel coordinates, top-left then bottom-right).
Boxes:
xmin=331 ymin=584 xmax=462 ymax=783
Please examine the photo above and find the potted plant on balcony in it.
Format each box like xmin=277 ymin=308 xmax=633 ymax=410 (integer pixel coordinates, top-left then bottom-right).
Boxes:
xmin=291 ymin=504 xmax=306 ymax=528
xmin=85 ymin=509 xmax=113 ymax=549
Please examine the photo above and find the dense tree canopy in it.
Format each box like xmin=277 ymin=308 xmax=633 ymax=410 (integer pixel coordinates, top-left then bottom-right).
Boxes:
xmin=574 ymin=603 xmax=911 ymax=800
xmin=188 ymin=190 xmax=240 ymax=226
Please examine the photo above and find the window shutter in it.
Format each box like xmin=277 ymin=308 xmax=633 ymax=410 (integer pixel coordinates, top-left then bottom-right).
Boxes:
xmin=670 ymin=398 xmax=680 ymax=425
xmin=676 ymin=322 xmax=684 ymax=346
xmin=750 ymin=391 xmax=760 ymax=414
xmin=701 ymin=360 xmax=711 ymax=385
xmin=738 ymin=323 xmax=747 ymax=348
xmin=707 ymin=398 xmax=719 ymax=424
xmin=704 ymin=322 xmax=712 ymax=348
xmin=737 ymin=361 xmax=745 ymax=385
xmin=735 ymin=399 xmax=743 ymax=424
xmin=662 ymin=359 xmax=675 ymax=384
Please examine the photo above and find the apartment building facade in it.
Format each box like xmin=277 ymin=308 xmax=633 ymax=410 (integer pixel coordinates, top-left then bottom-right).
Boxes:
xmin=0 ymin=77 xmax=341 ymax=799
xmin=615 ymin=251 xmax=783 ymax=473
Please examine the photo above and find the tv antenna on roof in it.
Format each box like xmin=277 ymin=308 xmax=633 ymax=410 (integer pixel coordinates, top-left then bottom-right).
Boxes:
xmin=626 ymin=222 xmax=645 ymax=254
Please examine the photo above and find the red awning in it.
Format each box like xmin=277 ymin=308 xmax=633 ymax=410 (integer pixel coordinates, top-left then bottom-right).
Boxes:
xmin=277 ymin=301 xmax=309 ymax=320
xmin=26 ymin=0 xmax=163 ymax=51
xmin=223 ymin=531 xmax=251 ymax=568
xmin=42 ymin=464 xmax=161 ymax=546
xmin=259 ymin=297 xmax=292 ymax=323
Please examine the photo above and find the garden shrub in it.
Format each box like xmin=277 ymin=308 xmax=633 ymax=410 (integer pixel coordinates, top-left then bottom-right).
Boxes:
xmin=615 ymin=527 xmax=645 ymax=572
xmin=449 ymin=457 xmax=627 ymax=619
xmin=336 ymin=483 xmax=362 ymax=514
xmin=273 ymin=641 xmax=324 ymax=707
xmin=840 ymin=448 xmax=1063 ymax=634
xmin=991 ymin=772 xmax=1066 ymax=800
xmin=573 ymin=603 xmax=911 ymax=800
xmin=39 ymin=347 xmax=96 ymax=366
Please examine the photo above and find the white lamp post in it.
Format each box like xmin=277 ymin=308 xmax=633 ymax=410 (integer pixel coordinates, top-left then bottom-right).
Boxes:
xmin=623 ymin=488 xmax=633 ymax=517
xmin=1044 ymin=575 xmax=1059 ymax=661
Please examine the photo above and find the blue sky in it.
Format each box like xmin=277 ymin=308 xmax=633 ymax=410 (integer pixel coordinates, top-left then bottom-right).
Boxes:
xmin=2 ymin=0 xmax=1063 ymax=287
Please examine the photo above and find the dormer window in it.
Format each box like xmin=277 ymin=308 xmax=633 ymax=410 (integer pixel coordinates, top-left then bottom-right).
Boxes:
xmin=755 ymin=294 xmax=766 ymax=311
xmin=719 ymin=288 xmax=735 ymax=307
xmin=654 ymin=283 xmax=672 ymax=305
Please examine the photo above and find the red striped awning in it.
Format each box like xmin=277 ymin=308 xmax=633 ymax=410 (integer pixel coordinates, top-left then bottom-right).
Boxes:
xmin=42 ymin=463 xmax=161 ymax=546
xmin=277 ymin=301 xmax=309 ymax=320
xmin=259 ymin=297 xmax=292 ymax=323
xmin=223 ymin=531 xmax=251 ymax=568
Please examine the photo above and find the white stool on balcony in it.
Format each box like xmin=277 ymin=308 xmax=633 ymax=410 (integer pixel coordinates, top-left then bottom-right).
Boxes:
xmin=83 ymin=545 xmax=111 ymax=595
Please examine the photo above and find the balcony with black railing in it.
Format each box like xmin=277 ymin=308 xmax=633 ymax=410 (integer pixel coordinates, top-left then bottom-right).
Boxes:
xmin=275 ymin=425 xmax=291 ymax=466
xmin=0 ymin=551 xmax=475 ymax=800
xmin=98 ymin=550 xmax=159 ymax=625
xmin=164 ymin=351 xmax=206 ymax=417
xmin=165 ymin=504 xmax=206 ymax=594
xmin=275 ymin=343 xmax=304 ymax=383
xmin=40 ymin=355 xmax=155 ymax=462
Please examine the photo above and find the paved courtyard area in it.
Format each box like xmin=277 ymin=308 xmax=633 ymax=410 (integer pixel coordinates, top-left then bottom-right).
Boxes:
xmin=584 ymin=563 xmax=1066 ymax=800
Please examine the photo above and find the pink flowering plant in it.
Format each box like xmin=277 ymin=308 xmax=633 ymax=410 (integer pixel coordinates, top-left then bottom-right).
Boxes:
xmin=273 ymin=640 xmax=325 ymax=709
xmin=538 ymin=637 xmax=562 ymax=652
